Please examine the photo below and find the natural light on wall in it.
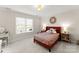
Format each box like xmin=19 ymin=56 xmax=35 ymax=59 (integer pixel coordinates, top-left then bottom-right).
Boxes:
xmin=35 ymin=5 xmax=44 ymax=11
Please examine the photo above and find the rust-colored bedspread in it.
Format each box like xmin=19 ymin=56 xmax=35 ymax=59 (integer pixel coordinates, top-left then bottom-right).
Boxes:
xmin=34 ymin=32 xmax=59 ymax=46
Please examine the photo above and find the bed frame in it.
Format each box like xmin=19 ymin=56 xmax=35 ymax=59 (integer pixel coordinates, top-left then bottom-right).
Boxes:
xmin=34 ymin=26 xmax=61 ymax=52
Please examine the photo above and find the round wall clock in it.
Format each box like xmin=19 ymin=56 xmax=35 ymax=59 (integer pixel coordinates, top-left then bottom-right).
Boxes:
xmin=50 ymin=17 xmax=56 ymax=24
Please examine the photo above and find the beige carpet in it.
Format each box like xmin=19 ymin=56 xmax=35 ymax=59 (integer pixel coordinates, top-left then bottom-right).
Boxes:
xmin=2 ymin=37 xmax=79 ymax=53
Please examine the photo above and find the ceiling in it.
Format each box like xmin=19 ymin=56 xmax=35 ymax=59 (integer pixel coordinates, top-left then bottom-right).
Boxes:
xmin=0 ymin=5 xmax=79 ymax=17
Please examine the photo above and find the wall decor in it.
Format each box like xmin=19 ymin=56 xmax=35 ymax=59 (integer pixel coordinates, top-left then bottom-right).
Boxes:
xmin=50 ymin=17 xmax=56 ymax=24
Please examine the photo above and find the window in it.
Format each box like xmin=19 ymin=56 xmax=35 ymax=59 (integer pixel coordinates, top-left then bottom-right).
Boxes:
xmin=25 ymin=19 xmax=33 ymax=32
xmin=16 ymin=17 xmax=33 ymax=34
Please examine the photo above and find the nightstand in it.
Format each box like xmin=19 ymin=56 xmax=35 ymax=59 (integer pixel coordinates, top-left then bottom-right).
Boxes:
xmin=61 ymin=33 xmax=71 ymax=42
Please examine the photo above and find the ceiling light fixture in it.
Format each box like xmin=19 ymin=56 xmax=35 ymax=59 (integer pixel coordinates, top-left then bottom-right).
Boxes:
xmin=35 ymin=5 xmax=44 ymax=11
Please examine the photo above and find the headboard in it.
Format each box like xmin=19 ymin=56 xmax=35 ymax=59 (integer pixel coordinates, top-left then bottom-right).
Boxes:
xmin=46 ymin=26 xmax=61 ymax=33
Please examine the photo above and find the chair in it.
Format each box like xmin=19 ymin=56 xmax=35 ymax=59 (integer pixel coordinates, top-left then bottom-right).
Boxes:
xmin=0 ymin=26 xmax=9 ymax=46
xmin=0 ymin=40 xmax=2 ymax=53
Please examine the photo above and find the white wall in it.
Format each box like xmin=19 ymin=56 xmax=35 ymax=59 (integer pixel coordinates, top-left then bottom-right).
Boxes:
xmin=41 ymin=9 xmax=79 ymax=41
xmin=0 ymin=8 xmax=41 ymax=43
xmin=1 ymin=7 xmax=79 ymax=43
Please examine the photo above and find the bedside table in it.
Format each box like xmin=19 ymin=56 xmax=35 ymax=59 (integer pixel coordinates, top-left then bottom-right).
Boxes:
xmin=61 ymin=33 xmax=71 ymax=42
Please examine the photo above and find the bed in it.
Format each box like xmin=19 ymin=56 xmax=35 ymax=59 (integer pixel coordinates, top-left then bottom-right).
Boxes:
xmin=34 ymin=26 xmax=61 ymax=52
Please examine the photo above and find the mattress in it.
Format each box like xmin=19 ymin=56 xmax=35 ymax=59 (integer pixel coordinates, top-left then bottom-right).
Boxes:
xmin=34 ymin=32 xmax=59 ymax=46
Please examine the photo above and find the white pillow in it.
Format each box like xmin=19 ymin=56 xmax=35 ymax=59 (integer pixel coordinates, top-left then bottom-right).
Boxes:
xmin=49 ymin=28 xmax=57 ymax=33
xmin=46 ymin=30 xmax=51 ymax=33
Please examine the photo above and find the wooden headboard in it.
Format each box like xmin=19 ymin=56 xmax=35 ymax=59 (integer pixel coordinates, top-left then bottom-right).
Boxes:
xmin=46 ymin=26 xmax=61 ymax=33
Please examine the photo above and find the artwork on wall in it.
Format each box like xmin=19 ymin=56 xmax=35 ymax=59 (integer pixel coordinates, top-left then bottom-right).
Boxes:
xmin=50 ymin=17 xmax=56 ymax=24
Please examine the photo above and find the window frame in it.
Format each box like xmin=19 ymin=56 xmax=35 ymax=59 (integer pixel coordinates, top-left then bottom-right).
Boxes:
xmin=16 ymin=17 xmax=33 ymax=34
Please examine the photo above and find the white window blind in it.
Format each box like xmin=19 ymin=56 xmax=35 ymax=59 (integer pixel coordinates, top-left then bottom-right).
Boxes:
xmin=16 ymin=17 xmax=33 ymax=34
